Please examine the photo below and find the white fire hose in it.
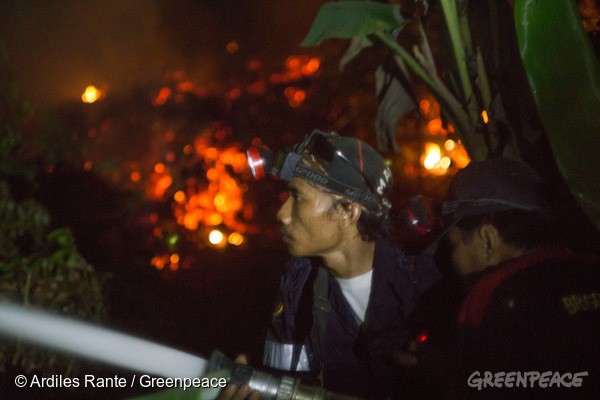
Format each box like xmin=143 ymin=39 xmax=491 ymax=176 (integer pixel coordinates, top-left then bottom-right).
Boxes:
xmin=0 ymin=302 xmax=359 ymax=400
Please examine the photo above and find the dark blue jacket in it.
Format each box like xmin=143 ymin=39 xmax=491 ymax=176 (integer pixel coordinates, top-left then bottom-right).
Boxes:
xmin=263 ymin=239 xmax=440 ymax=398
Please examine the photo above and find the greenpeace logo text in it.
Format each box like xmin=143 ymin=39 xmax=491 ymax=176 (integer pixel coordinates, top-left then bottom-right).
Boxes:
xmin=467 ymin=371 xmax=588 ymax=390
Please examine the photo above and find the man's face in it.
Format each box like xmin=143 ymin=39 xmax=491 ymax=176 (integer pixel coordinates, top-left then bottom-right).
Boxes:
xmin=276 ymin=178 xmax=345 ymax=257
xmin=447 ymin=226 xmax=487 ymax=276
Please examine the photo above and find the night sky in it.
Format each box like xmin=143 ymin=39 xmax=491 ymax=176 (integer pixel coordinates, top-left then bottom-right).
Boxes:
xmin=0 ymin=0 xmax=326 ymax=108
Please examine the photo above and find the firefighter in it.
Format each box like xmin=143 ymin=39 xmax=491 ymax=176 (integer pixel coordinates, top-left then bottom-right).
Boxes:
xmin=220 ymin=130 xmax=440 ymax=399
xmin=401 ymin=158 xmax=600 ymax=399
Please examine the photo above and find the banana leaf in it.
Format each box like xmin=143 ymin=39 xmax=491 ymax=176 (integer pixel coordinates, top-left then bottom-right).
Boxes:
xmin=301 ymin=1 xmax=484 ymax=157
xmin=300 ymin=1 xmax=407 ymax=47
xmin=515 ymin=0 xmax=600 ymax=231
xmin=374 ymin=64 xmax=416 ymax=153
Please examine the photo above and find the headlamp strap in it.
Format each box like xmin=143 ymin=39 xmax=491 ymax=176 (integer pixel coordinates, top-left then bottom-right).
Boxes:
xmin=294 ymin=165 xmax=386 ymax=211
xmin=279 ymin=152 xmax=301 ymax=180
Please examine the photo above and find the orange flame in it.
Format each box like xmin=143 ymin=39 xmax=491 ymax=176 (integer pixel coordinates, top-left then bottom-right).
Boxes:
xmin=170 ymin=140 xmax=249 ymax=244
xmin=82 ymin=85 xmax=102 ymax=103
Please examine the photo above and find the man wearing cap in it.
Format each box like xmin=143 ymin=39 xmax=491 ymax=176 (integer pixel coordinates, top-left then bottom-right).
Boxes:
xmin=221 ymin=130 xmax=440 ymax=399
xmin=404 ymin=158 xmax=600 ymax=398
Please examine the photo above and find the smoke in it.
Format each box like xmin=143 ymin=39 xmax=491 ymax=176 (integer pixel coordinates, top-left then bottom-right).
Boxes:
xmin=1 ymin=0 xmax=218 ymax=108
xmin=0 ymin=0 xmax=325 ymax=109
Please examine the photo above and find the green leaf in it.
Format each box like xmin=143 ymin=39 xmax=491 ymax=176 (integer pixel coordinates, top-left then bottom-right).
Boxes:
xmin=301 ymin=1 xmax=406 ymax=47
xmin=374 ymin=65 xmax=416 ymax=153
xmin=515 ymin=0 xmax=600 ymax=231
xmin=439 ymin=0 xmax=479 ymax=125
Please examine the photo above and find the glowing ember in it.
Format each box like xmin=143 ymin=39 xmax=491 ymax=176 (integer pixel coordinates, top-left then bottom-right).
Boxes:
xmin=226 ymin=41 xmax=239 ymax=54
xmin=423 ymin=143 xmax=441 ymax=170
xmin=162 ymin=136 xmax=251 ymax=251
xmin=173 ymin=191 xmax=186 ymax=203
xmin=150 ymin=252 xmax=183 ymax=271
xmin=82 ymin=85 xmax=101 ymax=103
xmin=130 ymin=171 xmax=141 ymax=182
xmin=419 ymin=99 xmax=431 ymax=114
xmin=421 ymin=143 xmax=452 ymax=176
xmin=152 ymin=87 xmax=171 ymax=106
xmin=151 ymin=255 xmax=167 ymax=270
xmin=227 ymin=232 xmax=245 ymax=246
xmin=147 ymin=170 xmax=173 ymax=200
xmin=269 ymin=55 xmax=321 ymax=84
xmin=426 ymin=118 xmax=443 ymax=135
xmin=208 ymin=229 xmax=225 ymax=247
xmin=481 ymin=110 xmax=489 ymax=124
xmin=405 ymin=94 xmax=471 ymax=178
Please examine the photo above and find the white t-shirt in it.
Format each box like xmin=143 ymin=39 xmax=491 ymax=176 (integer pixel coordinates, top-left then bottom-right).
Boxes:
xmin=336 ymin=269 xmax=373 ymax=323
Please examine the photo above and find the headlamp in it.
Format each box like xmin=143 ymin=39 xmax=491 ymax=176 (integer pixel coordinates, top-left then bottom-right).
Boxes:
xmin=247 ymin=131 xmax=370 ymax=183
xmin=402 ymin=195 xmax=438 ymax=237
xmin=245 ymin=146 xmax=299 ymax=181
xmin=246 ymin=130 xmax=390 ymax=214
xmin=246 ymin=146 xmax=274 ymax=180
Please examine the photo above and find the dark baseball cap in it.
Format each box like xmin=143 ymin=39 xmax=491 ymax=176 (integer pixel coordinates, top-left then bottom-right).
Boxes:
xmin=441 ymin=157 xmax=547 ymax=226
xmin=294 ymin=130 xmax=393 ymax=213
